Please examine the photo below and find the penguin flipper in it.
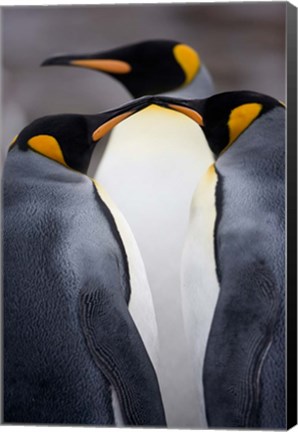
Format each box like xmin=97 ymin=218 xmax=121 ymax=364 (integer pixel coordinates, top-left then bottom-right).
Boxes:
xmin=203 ymin=258 xmax=278 ymax=428
xmin=79 ymin=281 xmax=166 ymax=426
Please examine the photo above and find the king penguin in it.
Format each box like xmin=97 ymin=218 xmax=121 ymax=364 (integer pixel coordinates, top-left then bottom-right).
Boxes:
xmin=42 ymin=42 xmax=215 ymax=426
xmin=3 ymin=97 xmax=167 ymax=426
xmin=153 ymin=91 xmax=286 ymax=429
xmin=41 ymin=40 xmax=214 ymax=99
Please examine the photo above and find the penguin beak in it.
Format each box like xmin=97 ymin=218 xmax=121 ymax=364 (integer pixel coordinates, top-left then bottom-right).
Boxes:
xmin=91 ymin=111 xmax=134 ymax=141
xmin=41 ymin=53 xmax=132 ymax=74
xmin=88 ymin=96 xmax=155 ymax=142
xmin=153 ymin=96 xmax=204 ymax=126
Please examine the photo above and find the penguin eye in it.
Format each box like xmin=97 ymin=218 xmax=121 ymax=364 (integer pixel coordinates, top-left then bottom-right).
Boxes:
xmin=27 ymin=135 xmax=67 ymax=166
xmin=173 ymin=44 xmax=200 ymax=85
xmin=226 ymin=103 xmax=263 ymax=148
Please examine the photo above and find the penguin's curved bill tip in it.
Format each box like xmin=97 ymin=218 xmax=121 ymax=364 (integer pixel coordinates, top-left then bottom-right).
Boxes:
xmin=41 ymin=56 xmax=69 ymax=67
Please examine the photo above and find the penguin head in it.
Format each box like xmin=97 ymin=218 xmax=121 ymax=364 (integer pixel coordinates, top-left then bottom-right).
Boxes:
xmin=12 ymin=96 xmax=152 ymax=173
xmin=154 ymin=91 xmax=284 ymax=156
xmin=41 ymin=40 xmax=201 ymax=98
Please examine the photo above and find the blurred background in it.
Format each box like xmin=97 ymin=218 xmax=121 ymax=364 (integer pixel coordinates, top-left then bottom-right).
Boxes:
xmin=2 ymin=3 xmax=285 ymax=160
xmin=1 ymin=3 xmax=286 ymax=428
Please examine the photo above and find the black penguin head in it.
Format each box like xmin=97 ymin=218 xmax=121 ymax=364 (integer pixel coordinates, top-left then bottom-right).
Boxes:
xmin=154 ymin=91 xmax=284 ymax=156
xmin=41 ymin=40 xmax=201 ymax=98
xmin=13 ymin=96 xmax=153 ymax=173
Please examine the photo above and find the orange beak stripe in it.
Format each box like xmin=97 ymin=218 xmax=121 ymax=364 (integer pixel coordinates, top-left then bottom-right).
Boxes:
xmin=92 ymin=111 xmax=134 ymax=141
xmin=168 ymin=104 xmax=204 ymax=126
xmin=71 ymin=59 xmax=132 ymax=74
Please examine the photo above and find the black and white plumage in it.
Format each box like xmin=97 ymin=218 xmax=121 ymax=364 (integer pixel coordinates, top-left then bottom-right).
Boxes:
xmin=42 ymin=41 xmax=215 ymax=427
xmin=152 ymin=91 xmax=285 ymax=428
xmin=3 ymin=100 xmax=166 ymax=426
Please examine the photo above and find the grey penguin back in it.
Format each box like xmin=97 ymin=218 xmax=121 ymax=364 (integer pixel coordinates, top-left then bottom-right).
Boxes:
xmin=204 ymin=106 xmax=285 ymax=428
xmin=3 ymin=147 xmax=129 ymax=424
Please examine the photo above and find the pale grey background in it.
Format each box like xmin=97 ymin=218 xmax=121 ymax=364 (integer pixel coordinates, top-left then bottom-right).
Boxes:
xmin=1 ymin=3 xmax=286 ymax=428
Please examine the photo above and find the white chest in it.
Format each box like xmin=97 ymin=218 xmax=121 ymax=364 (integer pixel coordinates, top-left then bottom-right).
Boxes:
xmin=181 ymin=164 xmax=220 ymax=427
xmin=95 ymin=105 xmax=214 ymax=313
xmin=94 ymin=106 xmax=214 ymax=427
xmin=93 ymin=179 xmax=158 ymax=368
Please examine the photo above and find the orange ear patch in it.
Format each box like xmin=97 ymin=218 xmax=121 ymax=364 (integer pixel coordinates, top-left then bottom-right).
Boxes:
xmin=227 ymin=103 xmax=262 ymax=146
xmin=28 ymin=135 xmax=67 ymax=166
xmin=173 ymin=44 xmax=200 ymax=85
xmin=71 ymin=59 xmax=132 ymax=74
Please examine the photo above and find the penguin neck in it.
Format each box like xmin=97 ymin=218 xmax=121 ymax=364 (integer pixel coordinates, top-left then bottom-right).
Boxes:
xmin=10 ymin=146 xmax=87 ymax=183
xmin=163 ymin=65 xmax=214 ymax=99
xmin=216 ymin=107 xmax=285 ymax=164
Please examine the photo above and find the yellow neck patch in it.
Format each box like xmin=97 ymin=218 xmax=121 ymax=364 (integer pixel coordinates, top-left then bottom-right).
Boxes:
xmin=9 ymin=134 xmax=18 ymax=149
xmin=173 ymin=44 xmax=200 ymax=85
xmin=227 ymin=102 xmax=263 ymax=149
xmin=28 ymin=135 xmax=68 ymax=167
